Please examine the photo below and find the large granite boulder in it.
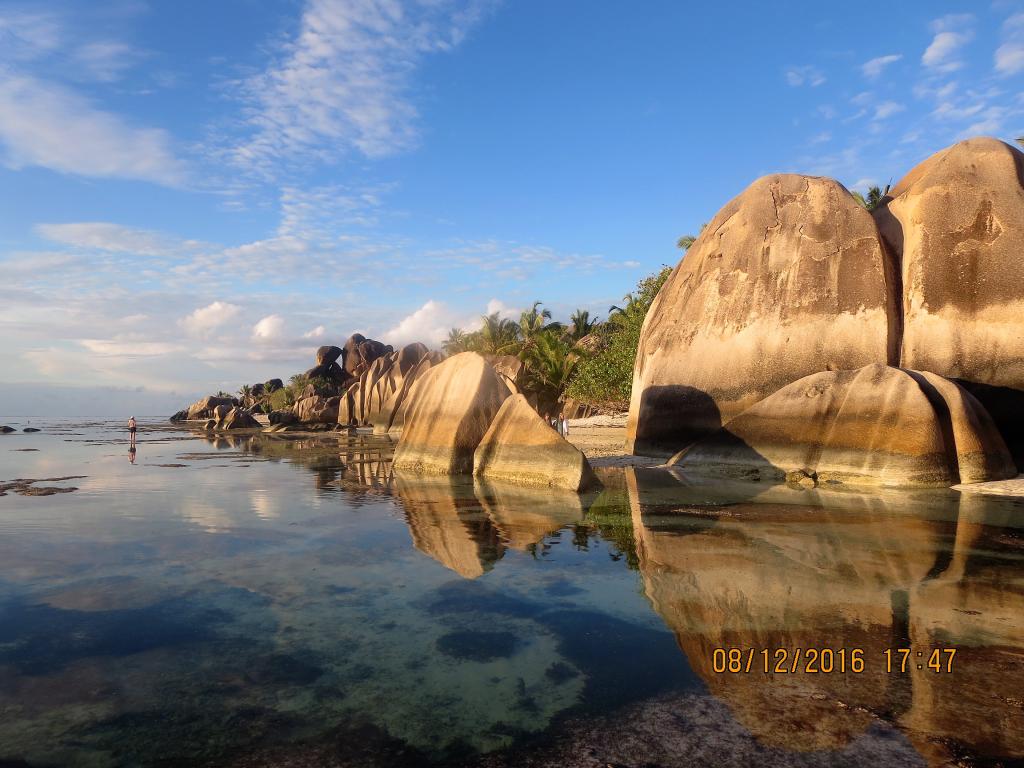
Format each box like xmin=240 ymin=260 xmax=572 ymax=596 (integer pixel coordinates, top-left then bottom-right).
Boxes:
xmin=185 ymin=395 xmax=236 ymax=421
xmin=874 ymin=137 xmax=1024 ymax=465
xmin=342 ymin=333 xmax=367 ymax=375
xmin=474 ymin=394 xmax=597 ymax=491
xmin=316 ymin=345 xmax=343 ymax=365
xmin=393 ymin=352 xmax=511 ymax=475
xmin=673 ymin=364 xmax=1015 ymax=488
xmin=294 ymin=394 xmax=341 ymax=424
xmin=218 ymin=407 xmax=261 ymax=430
xmin=627 ymin=174 xmax=894 ymax=457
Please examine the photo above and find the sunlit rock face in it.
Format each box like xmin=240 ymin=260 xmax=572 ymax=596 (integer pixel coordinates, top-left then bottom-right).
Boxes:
xmin=628 ymin=139 xmax=1024 ymax=476
xmin=627 ymin=467 xmax=1024 ymax=762
xmin=874 ymin=138 xmax=1024 ymax=465
xmin=393 ymin=353 xmax=511 ymax=475
xmin=626 ymin=174 xmax=892 ymax=457
xmin=674 ymin=364 xmax=1016 ymax=488
xmin=474 ymin=394 xmax=597 ymax=491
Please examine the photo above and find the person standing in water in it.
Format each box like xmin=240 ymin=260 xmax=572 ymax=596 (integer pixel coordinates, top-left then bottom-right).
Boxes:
xmin=128 ymin=416 xmax=137 ymax=446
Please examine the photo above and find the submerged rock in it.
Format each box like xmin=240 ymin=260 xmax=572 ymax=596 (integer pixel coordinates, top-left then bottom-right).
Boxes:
xmin=393 ymin=352 xmax=511 ymax=475
xmin=627 ymin=174 xmax=893 ymax=457
xmin=1 ymin=426 xmax=15 ymax=433
xmin=673 ymin=364 xmax=1016 ymax=488
xmin=474 ymin=394 xmax=597 ymax=491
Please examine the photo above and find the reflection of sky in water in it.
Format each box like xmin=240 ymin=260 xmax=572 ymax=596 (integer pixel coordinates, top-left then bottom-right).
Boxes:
xmin=0 ymin=421 xmax=1023 ymax=767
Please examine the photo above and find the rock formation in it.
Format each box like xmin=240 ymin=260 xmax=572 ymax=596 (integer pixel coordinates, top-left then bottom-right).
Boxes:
xmin=627 ymin=174 xmax=893 ymax=456
xmin=204 ymin=405 xmax=260 ymax=431
xmin=474 ymin=394 xmax=596 ymax=491
xmin=393 ymin=352 xmax=512 ymax=475
xmin=874 ymin=137 xmax=1024 ymax=465
xmin=293 ymin=394 xmax=341 ymax=424
xmin=628 ymin=138 xmax=1024 ymax=481
xmin=182 ymin=395 xmax=237 ymax=421
xmin=673 ymin=364 xmax=1015 ymax=488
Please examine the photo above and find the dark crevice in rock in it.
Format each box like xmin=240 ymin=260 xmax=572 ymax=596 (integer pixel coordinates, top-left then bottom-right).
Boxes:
xmin=872 ymin=201 xmax=905 ymax=367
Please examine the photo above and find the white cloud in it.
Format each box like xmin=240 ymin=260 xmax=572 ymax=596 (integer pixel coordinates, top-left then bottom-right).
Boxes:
xmin=0 ymin=74 xmax=185 ymax=185
xmin=303 ymin=325 xmax=326 ymax=338
xmin=382 ymin=297 xmax=521 ymax=347
xmin=72 ymin=40 xmax=136 ymax=82
xmin=923 ymin=15 xmax=975 ymax=72
xmin=36 ymin=222 xmax=182 ymax=256
xmin=229 ymin=0 xmax=493 ymax=174
xmin=996 ymin=13 xmax=1024 ymax=75
xmin=179 ymin=301 xmax=242 ymax=338
xmin=382 ymin=300 xmax=456 ymax=346
xmin=80 ymin=339 xmax=187 ymax=357
xmin=252 ymin=314 xmax=286 ymax=341
xmin=785 ymin=65 xmax=826 ymax=87
xmin=873 ymin=101 xmax=906 ymax=120
xmin=862 ymin=54 xmax=902 ymax=78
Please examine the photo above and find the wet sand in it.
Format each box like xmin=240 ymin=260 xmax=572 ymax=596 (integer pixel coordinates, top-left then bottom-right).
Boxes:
xmin=564 ymin=415 xmax=662 ymax=469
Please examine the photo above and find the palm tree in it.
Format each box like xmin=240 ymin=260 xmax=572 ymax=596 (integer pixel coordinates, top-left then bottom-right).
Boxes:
xmin=519 ymin=301 xmax=552 ymax=338
xmin=238 ymin=384 xmax=253 ymax=403
xmin=853 ymin=183 xmax=891 ymax=211
xmin=568 ymin=309 xmax=597 ymax=341
xmin=476 ymin=312 xmax=521 ymax=355
xmin=523 ymin=329 xmax=579 ymax=397
xmin=443 ymin=327 xmax=470 ymax=354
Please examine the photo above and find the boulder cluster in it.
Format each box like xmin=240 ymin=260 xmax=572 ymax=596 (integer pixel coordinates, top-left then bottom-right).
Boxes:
xmin=393 ymin=352 xmax=596 ymax=491
xmin=627 ymin=137 xmax=1024 ymax=488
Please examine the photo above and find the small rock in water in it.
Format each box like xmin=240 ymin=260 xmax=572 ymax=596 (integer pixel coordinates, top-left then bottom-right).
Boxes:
xmin=0 ymin=426 xmax=14 ymax=433
xmin=23 ymin=427 xmax=40 ymax=433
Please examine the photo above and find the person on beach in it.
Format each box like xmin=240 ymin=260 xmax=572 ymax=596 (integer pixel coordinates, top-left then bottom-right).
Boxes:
xmin=128 ymin=416 xmax=137 ymax=446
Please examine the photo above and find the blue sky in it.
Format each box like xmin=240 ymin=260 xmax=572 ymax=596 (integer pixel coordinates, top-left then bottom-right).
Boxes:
xmin=2 ymin=0 xmax=1024 ymax=414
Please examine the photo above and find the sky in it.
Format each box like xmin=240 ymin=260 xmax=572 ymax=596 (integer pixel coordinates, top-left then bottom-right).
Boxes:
xmin=2 ymin=0 xmax=1024 ymax=415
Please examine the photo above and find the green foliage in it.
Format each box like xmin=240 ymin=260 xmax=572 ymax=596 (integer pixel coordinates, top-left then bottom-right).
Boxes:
xmin=266 ymin=373 xmax=332 ymax=412
xmin=676 ymin=234 xmax=696 ymax=251
xmin=520 ymin=329 xmax=579 ymax=410
xmin=567 ymin=308 xmax=597 ymax=341
xmin=564 ymin=266 xmax=673 ymax=409
xmin=443 ymin=327 xmax=471 ymax=354
xmin=853 ymin=184 xmax=890 ymax=211
xmin=474 ymin=312 xmax=521 ymax=355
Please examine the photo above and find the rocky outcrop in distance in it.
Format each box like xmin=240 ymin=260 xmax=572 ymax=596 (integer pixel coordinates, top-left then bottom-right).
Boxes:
xmin=628 ymin=137 xmax=1024 ymax=485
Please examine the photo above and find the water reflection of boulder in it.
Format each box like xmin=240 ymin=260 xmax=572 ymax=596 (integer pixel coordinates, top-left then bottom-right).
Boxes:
xmin=627 ymin=467 xmax=1024 ymax=763
xmin=902 ymin=493 xmax=1024 ymax=764
xmin=393 ymin=474 xmax=504 ymax=579
xmin=473 ymin=479 xmax=591 ymax=550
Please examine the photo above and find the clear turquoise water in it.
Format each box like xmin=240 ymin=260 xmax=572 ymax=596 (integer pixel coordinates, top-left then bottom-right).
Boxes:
xmin=0 ymin=419 xmax=1022 ymax=767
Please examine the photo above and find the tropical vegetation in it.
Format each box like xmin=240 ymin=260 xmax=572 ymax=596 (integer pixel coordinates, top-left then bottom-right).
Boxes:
xmin=439 ymin=265 xmax=674 ymax=415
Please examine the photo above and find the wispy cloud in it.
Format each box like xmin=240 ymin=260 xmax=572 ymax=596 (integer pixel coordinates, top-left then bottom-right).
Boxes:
xmin=995 ymin=12 xmax=1024 ymax=75
xmin=861 ymin=53 xmax=902 ymax=79
xmin=35 ymin=222 xmax=187 ymax=256
xmin=785 ymin=65 xmax=826 ymax=87
xmin=228 ymin=0 xmax=494 ymax=175
xmin=0 ymin=74 xmax=185 ymax=185
xmin=873 ymin=101 xmax=906 ymax=120
xmin=922 ymin=14 xmax=975 ymax=73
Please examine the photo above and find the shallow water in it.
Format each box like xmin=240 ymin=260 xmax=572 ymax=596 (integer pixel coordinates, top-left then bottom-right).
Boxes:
xmin=0 ymin=419 xmax=1022 ymax=767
